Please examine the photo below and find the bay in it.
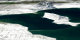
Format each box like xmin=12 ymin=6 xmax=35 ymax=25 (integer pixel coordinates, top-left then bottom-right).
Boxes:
xmin=0 ymin=8 xmax=80 ymax=40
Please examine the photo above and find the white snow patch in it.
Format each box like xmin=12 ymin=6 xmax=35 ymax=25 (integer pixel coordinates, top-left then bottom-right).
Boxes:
xmin=0 ymin=22 xmax=56 ymax=40
xmin=0 ymin=9 xmax=37 ymax=15
xmin=0 ymin=4 xmax=38 ymax=15
xmin=54 ymin=3 xmax=80 ymax=8
xmin=42 ymin=12 xmax=80 ymax=26
xmin=0 ymin=3 xmax=80 ymax=15
xmin=20 ymin=3 xmax=80 ymax=10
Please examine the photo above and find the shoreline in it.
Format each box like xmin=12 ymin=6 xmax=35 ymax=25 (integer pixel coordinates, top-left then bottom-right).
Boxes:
xmin=0 ymin=1 xmax=80 ymax=4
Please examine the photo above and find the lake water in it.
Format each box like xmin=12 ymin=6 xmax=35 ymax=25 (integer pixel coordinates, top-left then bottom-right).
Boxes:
xmin=0 ymin=8 xmax=80 ymax=40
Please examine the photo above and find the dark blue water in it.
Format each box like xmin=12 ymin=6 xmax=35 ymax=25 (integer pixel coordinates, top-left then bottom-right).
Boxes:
xmin=30 ymin=26 xmax=80 ymax=40
xmin=0 ymin=12 xmax=72 ymax=30
xmin=0 ymin=8 xmax=80 ymax=30
xmin=0 ymin=8 xmax=80 ymax=40
xmin=38 ymin=8 xmax=80 ymax=22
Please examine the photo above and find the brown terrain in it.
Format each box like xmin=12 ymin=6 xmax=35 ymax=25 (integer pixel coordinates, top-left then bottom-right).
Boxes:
xmin=0 ymin=0 xmax=79 ymax=4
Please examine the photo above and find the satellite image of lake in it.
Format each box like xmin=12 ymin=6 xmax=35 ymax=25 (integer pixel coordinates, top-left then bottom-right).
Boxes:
xmin=0 ymin=1 xmax=80 ymax=40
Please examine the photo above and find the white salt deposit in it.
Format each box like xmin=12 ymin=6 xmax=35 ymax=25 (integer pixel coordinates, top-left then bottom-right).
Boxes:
xmin=0 ymin=22 xmax=56 ymax=40
xmin=43 ymin=12 xmax=80 ymax=26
